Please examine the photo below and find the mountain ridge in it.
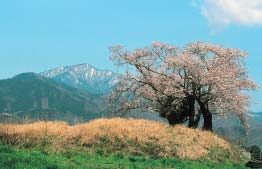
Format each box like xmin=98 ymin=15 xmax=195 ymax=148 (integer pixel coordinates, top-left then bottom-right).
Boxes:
xmin=0 ymin=72 xmax=107 ymax=123
xmin=40 ymin=63 xmax=118 ymax=94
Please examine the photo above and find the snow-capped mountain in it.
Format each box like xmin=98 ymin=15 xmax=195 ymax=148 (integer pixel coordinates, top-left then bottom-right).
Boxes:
xmin=40 ymin=63 xmax=118 ymax=94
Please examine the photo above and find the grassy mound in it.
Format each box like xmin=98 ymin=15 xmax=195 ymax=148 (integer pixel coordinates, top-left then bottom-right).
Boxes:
xmin=0 ymin=118 xmax=246 ymax=163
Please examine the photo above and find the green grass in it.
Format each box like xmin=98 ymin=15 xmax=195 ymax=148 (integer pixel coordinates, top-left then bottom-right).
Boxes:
xmin=0 ymin=143 xmax=247 ymax=169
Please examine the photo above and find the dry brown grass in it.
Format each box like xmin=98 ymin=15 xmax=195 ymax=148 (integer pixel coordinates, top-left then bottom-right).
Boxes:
xmin=0 ymin=118 xmax=231 ymax=159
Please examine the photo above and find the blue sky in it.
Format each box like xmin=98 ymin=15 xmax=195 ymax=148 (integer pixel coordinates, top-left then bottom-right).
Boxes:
xmin=0 ymin=0 xmax=261 ymax=111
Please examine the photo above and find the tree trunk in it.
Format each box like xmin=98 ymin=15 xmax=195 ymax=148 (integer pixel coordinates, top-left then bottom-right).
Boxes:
xmin=198 ymin=101 xmax=213 ymax=131
xmin=166 ymin=112 xmax=177 ymax=125
xmin=187 ymin=95 xmax=196 ymax=128
xmin=165 ymin=111 xmax=186 ymax=125
xmin=202 ymin=109 xmax=212 ymax=131
xmin=193 ymin=110 xmax=201 ymax=128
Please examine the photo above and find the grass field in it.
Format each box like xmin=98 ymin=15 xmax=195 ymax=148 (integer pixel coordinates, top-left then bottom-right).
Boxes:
xmin=0 ymin=143 xmax=248 ymax=169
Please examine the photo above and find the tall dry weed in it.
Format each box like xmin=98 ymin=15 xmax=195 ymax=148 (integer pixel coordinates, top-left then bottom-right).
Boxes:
xmin=0 ymin=118 xmax=230 ymax=159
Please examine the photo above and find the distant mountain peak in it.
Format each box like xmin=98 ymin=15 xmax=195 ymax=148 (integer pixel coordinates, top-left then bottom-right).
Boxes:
xmin=40 ymin=63 xmax=118 ymax=94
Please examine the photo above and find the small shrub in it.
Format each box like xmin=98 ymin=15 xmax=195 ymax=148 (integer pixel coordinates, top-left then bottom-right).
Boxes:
xmin=114 ymin=153 xmax=124 ymax=159
xmin=96 ymin=148 xmax=104 ymax=156
xmin=129 ymin=156 xmax=136 ymax=162
xmin=47 ymin=164 xmax=59 ymax=169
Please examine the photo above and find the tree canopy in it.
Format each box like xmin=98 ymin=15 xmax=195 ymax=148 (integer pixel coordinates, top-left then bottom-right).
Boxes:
xmin=109 ymin=42 xmax=257 ymax=131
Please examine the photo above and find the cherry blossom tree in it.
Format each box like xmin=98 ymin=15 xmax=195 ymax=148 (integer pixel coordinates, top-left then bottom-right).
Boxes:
xmin=109 ymin=42 xmax=257 ymax=131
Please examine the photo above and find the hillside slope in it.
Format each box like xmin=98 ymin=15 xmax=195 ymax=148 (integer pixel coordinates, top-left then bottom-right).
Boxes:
xmin=0 ymin=73 xmax=106 ymax=123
